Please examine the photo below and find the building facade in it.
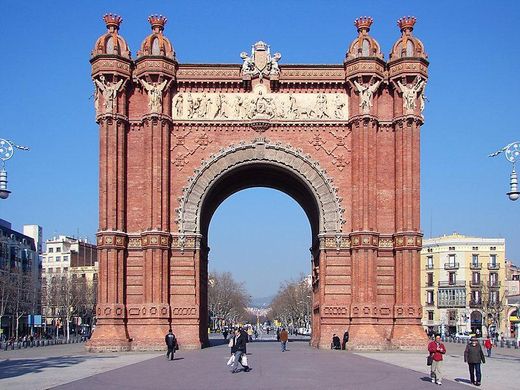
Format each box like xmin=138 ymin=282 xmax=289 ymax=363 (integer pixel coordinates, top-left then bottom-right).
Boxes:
xmin=505 ymin=260 xmax=520 ymax=337
xmin=41 ymin=236 xmax=98 ymax=333
xmin=89 ymin=14 xmax=429 ymax=351
xmin=421 ymin=233 xmax=507 ymax=337
xmin=0 ymin=219 xmax=39 ymax=337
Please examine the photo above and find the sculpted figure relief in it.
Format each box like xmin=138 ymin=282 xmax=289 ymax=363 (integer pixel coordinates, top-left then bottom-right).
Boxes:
xmin=267 ymin=52 xmax=282 ymax=76
xmin=353 ymin=78 xmax=381 ymax=114
xmin=139 ymin=78 xmax=168 ymax=113
xmin=397 ymin=77 xmax=425 ymax=112
xmin=94 ymin=75 xmax=124 ymax=114
xmin=172 ymin=88 xmax=348 ymax=121
xmin=240 ymin=52 xmax=256 ymax=76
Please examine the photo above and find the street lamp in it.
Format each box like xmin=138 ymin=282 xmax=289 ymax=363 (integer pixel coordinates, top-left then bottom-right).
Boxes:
xmin=489 ymin=141 xmax=520 ymax=201
xmin=0 ymin=138 xmax=30 ymax=199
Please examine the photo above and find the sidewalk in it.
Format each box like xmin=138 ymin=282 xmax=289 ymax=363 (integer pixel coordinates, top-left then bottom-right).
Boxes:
xmin=356 ymin=341 xmax=519 ymax=390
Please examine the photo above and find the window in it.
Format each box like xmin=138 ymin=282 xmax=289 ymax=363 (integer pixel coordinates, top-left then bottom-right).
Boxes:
xmin=448 ymin=310 xmax=457 ymax=321
xmin=47 ymin=268 xmax=53 ymax=273
xmin=428 ymin=311 xmax=434 ymax=321
xmin=427 ymin=248 xmax=433 ymax=253
xmin=48 ymin=248 xmax=54 ymax=253
xmin=472 ymin=272 xmax=480 ymax=284
xmin=490 ymin=254 xmax=497 ymax=266
xmin=56 ymin=256 xmax=61 ymax=262
xmin=427 ymin=273 xmax=434 ymax=286
xmin=63 ymin=255 xmax=69 ymax=262
xmin=449 ymin=272 xmax=456 ymax=285
xmin=48 ymin=257 xmax=53 ymax=262
xmin=472 ymin=246 xmax=479 ymax=251
xmin=427 ymin=256 xmax=434 ymax=269
xmin=490 ymin=291 xmax=499 ymax=304
xmin=448 ymin=254 xmax=456 ymax=266
xmin=489 ymin=272 xmax=498 ymax=286
xmin=63 ymin=267 xmax=68 ymax=272
xmin=449 ymin=246 xmax=455 ymax=251
xmin=56 ymin=247 xmax=61 ymax=253
xmin=472 ymin=254 xmax=479 ymax=266
xmin=426 ymin=290 xmax=434 ymax=304
xmin=490 ymin=247 xmax=496 ymax=251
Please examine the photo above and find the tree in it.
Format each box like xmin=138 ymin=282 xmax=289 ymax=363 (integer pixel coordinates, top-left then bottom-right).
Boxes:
xmin=0 ymin=270 xmax=13 ymax=336
xmin=208 ymin=271 xmax=250 ymax=329
xmin=480 ymin=283 xmax=507 ymax=337
xmin=8 ymin=269 xmax=36 ymax=339
xmin=270 ymin=274 xmax=312 ymax=330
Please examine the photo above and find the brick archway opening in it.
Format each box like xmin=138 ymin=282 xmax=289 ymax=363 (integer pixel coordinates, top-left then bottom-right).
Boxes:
xmin=176 ymin=139 xmax=343 ymax=348
xmin=198 ymin=163 xmax=323 ymax=347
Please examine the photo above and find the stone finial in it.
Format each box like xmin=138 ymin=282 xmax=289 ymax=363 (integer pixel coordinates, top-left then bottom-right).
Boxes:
xmin=397 ymin=16 xmax=416 ymax=33
xmin=354 ymin=16 xmax=373 ymax=33
xmin=148 ymin=14 xmax=168 ymax=33
xmin=103 ymin=13 xmax=123 ymax=32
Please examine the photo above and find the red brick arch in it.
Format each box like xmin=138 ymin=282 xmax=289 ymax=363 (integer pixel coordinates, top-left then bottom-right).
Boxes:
xmin=87 ymin=14 xmax=429 ymax=351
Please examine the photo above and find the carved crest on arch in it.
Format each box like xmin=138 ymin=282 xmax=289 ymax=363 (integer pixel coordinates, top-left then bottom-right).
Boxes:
xmin=176 ymin=138 xmax=346 ymax=235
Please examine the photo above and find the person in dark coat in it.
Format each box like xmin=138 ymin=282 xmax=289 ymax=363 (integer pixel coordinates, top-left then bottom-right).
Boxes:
xmin=331 ymin=334 xmax=341 ymax=350
xmin=165 ymin=328 xmax=178 ymax=361
xmin=342 ymin=330 xmax=349 ymax=350
xmin=464 ymin=336 xmax=486 ymax=386
xmin=231 ymin=328 xmax=250 ymax=373
xmin=240 ymin=327 xmax=248 ymax=354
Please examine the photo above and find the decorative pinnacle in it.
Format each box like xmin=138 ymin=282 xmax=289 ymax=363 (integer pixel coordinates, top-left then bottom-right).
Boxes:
xmin=103 ymin=13 xmax=123 ymax=31
xmin=354 ymin=16 xmax=373 ymax=32
xmin=148 ymin=14 xmax=167 ymax=31
xmin=398 ymin=16 xmax=416 ymax=32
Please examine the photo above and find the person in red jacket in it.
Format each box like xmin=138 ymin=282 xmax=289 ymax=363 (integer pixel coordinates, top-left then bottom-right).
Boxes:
xmin=484 ymin=337 xmax=493 ymax=358
xmin=428 ymin=334 xmax=447 ymax=385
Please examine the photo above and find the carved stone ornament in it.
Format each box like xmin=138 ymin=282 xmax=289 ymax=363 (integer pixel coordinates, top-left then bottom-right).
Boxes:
xmin=397 ymin=76 xmax=426 ymax=113
xmin=176 ymin=138 xmax=346 ymax=234
xmin=240 ymin=41 xmax=281 ymax=79
xmin=172 ymin=84 xmax=348 ymax=122
xmin=94 ymin=75 xmax=125 ymax=114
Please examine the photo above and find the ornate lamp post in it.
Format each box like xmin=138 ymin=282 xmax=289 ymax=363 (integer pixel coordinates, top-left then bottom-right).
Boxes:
xmin=0 ymin=138 xmax=29 ymax=199
xmin=489 ymin=141 xmax=520 ymax=201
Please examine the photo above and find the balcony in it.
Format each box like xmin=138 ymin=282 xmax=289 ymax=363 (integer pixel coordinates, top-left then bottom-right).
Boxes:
xmin=487 ymin=281 xmax=501 ymax=289
xmin=438 ymin=299 xmax=466 ymax=308
xmin=444 ymin=262 xmax=459 ymax=270
xmin=470 ymin=263 xmax=482 ymax=270
xmin=425 ymin=264 xmax=434 ymax=270
xmin=425 ymin=301 xmax=435 ymax=307
xmin=487 ymin=263 xmax=500 ymax=270
xmin=469 ymin=299 xmax=482 ymax=308
xmin=470 ymin=280 xmax=482 ymax=288
xmin=425 ymin=282 xmax=435 ymax=288
xmin=438 ymin=280 xmax=466 ymax=288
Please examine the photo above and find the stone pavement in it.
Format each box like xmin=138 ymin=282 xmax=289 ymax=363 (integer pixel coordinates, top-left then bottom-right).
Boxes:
xmin=356 ymin=341 xmax=520 ymax=390
xmin=1 ymin=337 xmax=516 ymax=390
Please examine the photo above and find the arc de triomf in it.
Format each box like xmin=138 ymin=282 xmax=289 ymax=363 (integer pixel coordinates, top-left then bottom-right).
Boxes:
xmin=88 ymin=13 xmax=429 ymax=351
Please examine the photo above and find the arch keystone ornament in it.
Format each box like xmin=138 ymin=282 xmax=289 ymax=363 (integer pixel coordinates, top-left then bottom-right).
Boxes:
xmin=88 ymin=14 xmax=429 ymax=352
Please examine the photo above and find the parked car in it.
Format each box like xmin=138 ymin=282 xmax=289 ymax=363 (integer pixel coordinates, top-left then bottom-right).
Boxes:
xmin=455 ymin=331 xmax=474 ymax=341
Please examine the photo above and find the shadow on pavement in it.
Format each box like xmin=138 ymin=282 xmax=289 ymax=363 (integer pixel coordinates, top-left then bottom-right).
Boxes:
xmin=0 ymin=355 xmax=116 ymax=380
xmin=454 ymin=378 xmax=472 ymax=384
xmin=419 ymin=376 xmax=432 ymax=382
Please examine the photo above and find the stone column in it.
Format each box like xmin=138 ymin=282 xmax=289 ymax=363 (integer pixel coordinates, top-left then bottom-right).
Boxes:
xmin=170 ymin=234 xmax=203 ymax=349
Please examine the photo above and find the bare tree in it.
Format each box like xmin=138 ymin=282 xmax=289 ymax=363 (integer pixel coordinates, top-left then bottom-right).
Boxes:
xmin=0 ymin=270 xmax=13 ymax=336
xmin=270 ymin=274 xmax=312 ymax=330
xmin=8 ymin=269 xmax=35 ymax=339
xmin=480 ymin=283 xmax=507 ymax=336
xmin=208 ymin=271 xmax=250 ymax=329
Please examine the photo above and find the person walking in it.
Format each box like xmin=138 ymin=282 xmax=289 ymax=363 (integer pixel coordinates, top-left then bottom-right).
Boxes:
xmin=484 ymin=337 xmax=493 ymax=358
xmin=342 ymin=330 xmax=349 ymax=350
xmin=223 ymin=329 xmax=228 ymax=340
xmin=279 ymin=327 xmax=289 ymax=352
xmin=231 ymin=328 xmax=251 ymax=373
xmin=464 ymin=336 xmax=486 ymax=386
xmin=165 ymin=328 xmax=178 ymax=361
xmin=428 ymin=334 xmax=446 ymax=385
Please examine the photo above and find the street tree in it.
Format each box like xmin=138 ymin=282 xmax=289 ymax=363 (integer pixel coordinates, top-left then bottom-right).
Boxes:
xmin=208 ymin=271 xmax=250 ymax=329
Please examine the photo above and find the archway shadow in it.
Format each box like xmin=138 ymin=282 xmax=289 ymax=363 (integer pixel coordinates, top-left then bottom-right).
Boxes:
xmin=0 ymin=355 xmax=115 ymax=380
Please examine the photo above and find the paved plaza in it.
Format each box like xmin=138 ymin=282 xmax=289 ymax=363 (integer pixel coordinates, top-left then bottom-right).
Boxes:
xmin=1 ymin=335 xmax=518 ymax=390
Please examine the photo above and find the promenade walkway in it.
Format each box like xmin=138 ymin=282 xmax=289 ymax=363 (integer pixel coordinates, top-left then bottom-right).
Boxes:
xmin=1 ymin=336 xmax=516 ymax=389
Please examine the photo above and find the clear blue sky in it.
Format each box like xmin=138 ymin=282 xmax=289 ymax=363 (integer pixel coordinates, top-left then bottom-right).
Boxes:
xmin=0 ymin=1 xmax=519 ymax=298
